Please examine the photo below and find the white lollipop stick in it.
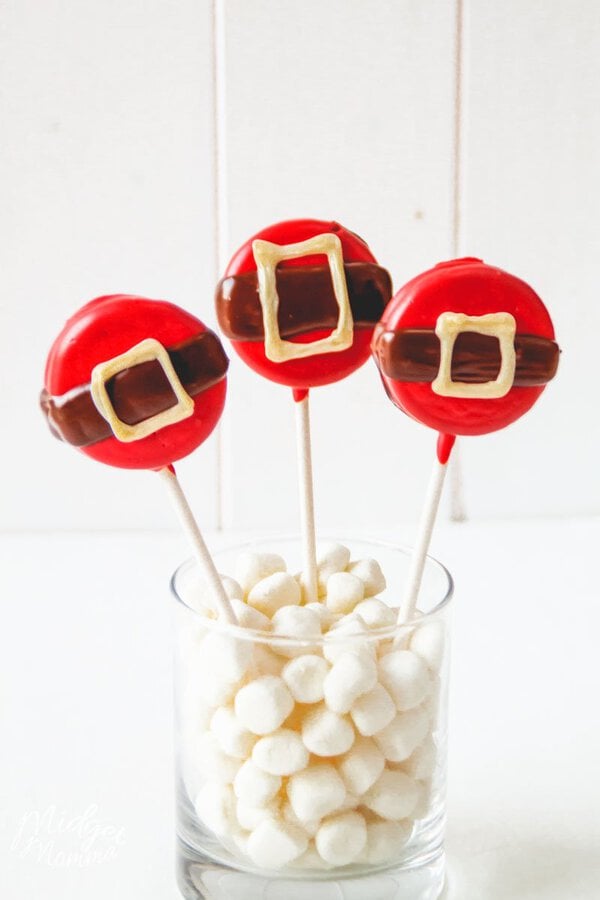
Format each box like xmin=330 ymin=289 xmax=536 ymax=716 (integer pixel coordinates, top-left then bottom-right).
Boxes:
xmin=294 ymin=391 xmax=318 ymax=603
xmin=398 ymin=434 xmax=456 ymax=625
xmin=159 ymin=466 xmax=237 ymax=624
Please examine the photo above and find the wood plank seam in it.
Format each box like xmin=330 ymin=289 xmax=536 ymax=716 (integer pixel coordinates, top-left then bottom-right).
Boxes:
xmin=449 ymin=0 xmax=468 ymax=524
xmin=212 ymin=0 xmax=228 ymax=532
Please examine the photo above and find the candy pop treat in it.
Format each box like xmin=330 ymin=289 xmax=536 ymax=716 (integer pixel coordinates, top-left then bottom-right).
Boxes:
xmin=41 ymin=294 xmax=237 ymax=623
xmin=41 ymin=294 xmax=227 ymax=469
xmin=216 ymin=219 xmax=391 ymax=390
xmin=217 ymin=219 xmax=392 ymax=599
xmin=372 ymin=258 xmax=559 ymax=621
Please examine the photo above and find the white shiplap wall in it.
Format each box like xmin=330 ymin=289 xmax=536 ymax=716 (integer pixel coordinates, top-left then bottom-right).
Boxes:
xmin=458 ymin=0 xmax=600 ymax=518
xmin=0 ymin=0 xmax=219 ymax=530
xmin=216 ymin=0 xmax=458 ymax=533
xmin=0 ymin=0 xmax=596 ymax=532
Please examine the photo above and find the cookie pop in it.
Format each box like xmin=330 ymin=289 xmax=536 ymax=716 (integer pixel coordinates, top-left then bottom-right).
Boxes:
xmin=216 ymin=219 xmax=392 ymax=600
xmin=40 ymin=293 xmax=237 ymax=623
xmin=372 ymin=258 xmax=560 ymax=621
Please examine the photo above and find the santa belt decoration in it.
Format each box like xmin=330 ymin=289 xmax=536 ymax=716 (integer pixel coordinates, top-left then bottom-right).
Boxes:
xmin=216 ymin=261 xmax=392 ymax=342
xmin=40 ymin=330 xmax=229 ymax=447
xmin=372 ymin=318 xmax=560 ymax=391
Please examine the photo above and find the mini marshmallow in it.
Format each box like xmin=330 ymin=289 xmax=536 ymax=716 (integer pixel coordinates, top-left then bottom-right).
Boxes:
xmin=282 ymin=801 xmax=320 ymax=839
xmin=315 ymin=811 xmax=367 ymax=866
xmin=197 ymin=732 xmax=241 ymax=783
xmin=338 ymin=736 xmax=385 ymax=796
xmin=412 ymin=778 xmax=433 ymax=819
xmin=197 ymin=666 xmax=238 ymax=707
xmin=234 ymin=676 xmax=294 ymax=735
xmin=195 ymin=782 xmax=235 ymax=836
xmin=201 ymin=631 xmax=253 ymax=683
xmin=378 ymin=650 xmax=431 ymax=711
xmin=246 ymin=819 xmax=308 ymax=869
xmin=354 ymin=598 xmax=397 ymax=629
xmin=317 ymin=542 xmax=351 ymax=572
xmin=350 ymin=682 xmax=396 ymax=736
xmin=302 ymin=706 xmax=355 ymax=757
xmin=401 ymin=735 xmax=437 ymax=780
xmin=282 ymin=654 xmax=329 ymax=704
xmin=323 ymin=652 xmax=377 ymax=714
xmin=180 ymin=720 xmax=216 ymax=798
xmin=229 ymin=598 xmax=272 ymax=631
xmin=248 ymin=572 xmax=301 ymax=618
xmin=181 ymin=570 xmax=243 ymax=612
xmin=176 ymin=609 xmax=208 ymax=658
xmin=410 ymin=621 xmax=445 ymax=672
xmin=195 ymin=702 xmax=216 ymax=733
xmin=363 ymin=769 xmax=420 ymax=820
xmin=252 ymin=644 xmax=285 ymax=676
xmin=220 ymin=575 xmax=244 ymax=601
xmin=327 ymin=611 xmax=366 ymax=632
xmin=291 ymin=842 xmax=334 ymax=870
xmin=362 ymin=819 xmax=412 ymax=865
xmin=325 ymin=572 xmax=365 ymax=615
xmin=210 ymin=707 xmax=257 ymax=760
xmin=233 ymin=759 xmax=281 ymax=806
xmin=252 ymin=729 xmax=309 ymax=776
xmin=374 ymin=708 xmax=430 ymax=763
xmin=235 ymin=552 xmax=286 ymax=594
xmin=304 ymin=602 xmax=338 ymax=630
xmin=270 ymin=605 xmax=322 ymax=657
xmin=178 ymin=673 xmax=214 ymax=727
xmin=323 ymin=613 xmax=375 ymax=664
xmin=181 ymin=599 xmax=215 ymax=620
xmin=236 ymin=799 xmax=279 ymax=832
xmin=423 ymin=675 xmax=442 ymax=719
xmin=337 ymin=791 xmax=360 ymax=812
xmin=176 ymin=568 xmax=212 ymax=615
xmin=347 ymin=558 xmax=386 ymax=597
xmin=316 ymin=542 xmax=351 ymax=595
xmin=288 ymin=763 xmax=347 ymax=822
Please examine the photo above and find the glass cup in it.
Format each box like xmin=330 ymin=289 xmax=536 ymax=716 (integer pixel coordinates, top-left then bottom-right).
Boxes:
xmin=171 ymin=537 xmax=453 ymax=900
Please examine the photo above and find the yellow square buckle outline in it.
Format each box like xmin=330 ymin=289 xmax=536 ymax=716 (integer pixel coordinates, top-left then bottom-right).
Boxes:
xmin=432 ymin=311 xmax=517 ymax=399
xmin=252 ymin=233 xmax=354 ymax=363
xmin=90 ymin=337 xmax=195 ymax=442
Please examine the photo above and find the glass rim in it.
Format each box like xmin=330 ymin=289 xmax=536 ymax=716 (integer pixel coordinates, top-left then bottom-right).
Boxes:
xmin=171 ymin=534 xmax=453 ymax=646
xmin=170 ymin=535 xmax=453 ymax=647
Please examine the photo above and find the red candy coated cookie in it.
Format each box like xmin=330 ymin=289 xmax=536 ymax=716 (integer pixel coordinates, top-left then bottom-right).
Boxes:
xmin=42 ymin=295 xmax=227 ymax=470
xmin=372 ymin=258 xmax=558 ymax=437
xmin=218 ymin=218 xmax=390 ymax=391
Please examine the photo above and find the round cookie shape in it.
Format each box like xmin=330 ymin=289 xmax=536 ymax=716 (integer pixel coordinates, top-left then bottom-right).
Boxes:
xmin=216 ymin=218 xmax=392 ymax=391
xmin=42 ymin=294 xmax=228 ymax=470
xmin=372 ymin=258 xmax=558 ymax=436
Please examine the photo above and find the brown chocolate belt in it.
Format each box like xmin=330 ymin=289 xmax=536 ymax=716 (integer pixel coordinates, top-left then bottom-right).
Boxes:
xmin=40 ymin=330 xmax=229 ymax=447
xmin=216 ymin=262 xmax=392 ymax=341
xmin=372 ymin=326 xmax=559 ymax=386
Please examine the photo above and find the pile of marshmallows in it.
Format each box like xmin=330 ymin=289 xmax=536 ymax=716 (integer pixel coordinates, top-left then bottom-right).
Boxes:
xmin=179 ymin=543 xmax=444 ymax=871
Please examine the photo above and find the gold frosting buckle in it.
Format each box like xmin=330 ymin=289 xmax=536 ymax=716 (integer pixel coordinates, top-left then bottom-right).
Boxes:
xmin=90 ymin=338 xmax=195 ymax=442
xmin=432 ymin=312 xmax=517 ymax=399
xmin=252 ymin=233 xmax=353 ymax=363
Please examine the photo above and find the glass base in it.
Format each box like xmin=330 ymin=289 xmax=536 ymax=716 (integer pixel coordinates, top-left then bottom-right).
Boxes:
xmin=176 ymin=836 xmax=446 ymax=900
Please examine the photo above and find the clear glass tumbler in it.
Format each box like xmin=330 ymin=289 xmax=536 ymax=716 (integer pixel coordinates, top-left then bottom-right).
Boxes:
xmin=171 ymin=537 xmax=453 ymax=900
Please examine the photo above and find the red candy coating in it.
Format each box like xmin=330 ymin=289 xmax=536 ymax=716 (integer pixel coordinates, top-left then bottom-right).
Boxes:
xmin=224 ymin=218 xmax=379 ymax=390
xmin=376 ymin=258 xmax=555 ymax=438
xmin=44 ymin=294 xmax=226 ymax=470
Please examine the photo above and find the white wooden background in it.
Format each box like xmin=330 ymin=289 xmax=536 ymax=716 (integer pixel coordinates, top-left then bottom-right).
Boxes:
xmin=1 ymin=0 xmax=598 ymax=533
